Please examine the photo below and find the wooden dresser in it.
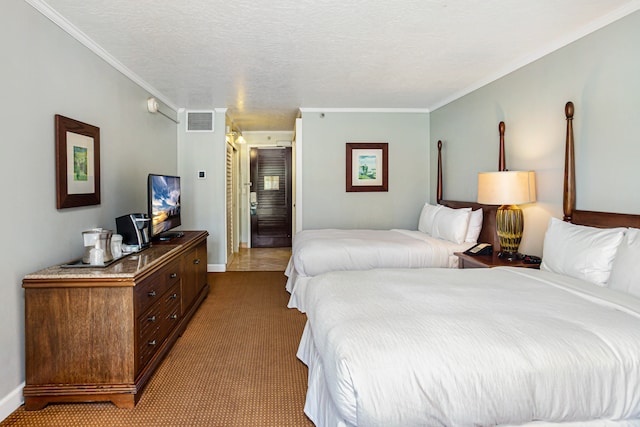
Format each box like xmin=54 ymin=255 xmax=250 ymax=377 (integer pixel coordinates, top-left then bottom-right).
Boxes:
xmin=22 ymin=230 xmax=209 ymax=410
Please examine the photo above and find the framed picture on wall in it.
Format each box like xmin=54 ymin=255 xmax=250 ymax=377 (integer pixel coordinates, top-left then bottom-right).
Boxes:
xmin=346 ymin=142 xmax=388 ymax=192
xmin=55 ymin=115 xmax=101 ymax=209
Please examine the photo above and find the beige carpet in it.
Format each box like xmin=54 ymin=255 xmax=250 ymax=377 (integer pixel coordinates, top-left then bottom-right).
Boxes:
xmin=3 ymin=272 xmax=313 ymax=427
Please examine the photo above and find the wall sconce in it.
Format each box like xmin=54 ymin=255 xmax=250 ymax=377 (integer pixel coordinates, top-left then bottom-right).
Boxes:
xmin=477 ymin=170 xmax=536 ymax=259
xmin=147 ymin=97 xmax=179 ymax=124
xmin=226 ymin=128 xmax=245 ymax=143
xmin=147 ymin=97 xmax=160 ymax=113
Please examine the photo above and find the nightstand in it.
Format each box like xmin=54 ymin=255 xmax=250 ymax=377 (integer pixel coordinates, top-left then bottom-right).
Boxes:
xmin=454 ymin=252 xmax=540 ymax=269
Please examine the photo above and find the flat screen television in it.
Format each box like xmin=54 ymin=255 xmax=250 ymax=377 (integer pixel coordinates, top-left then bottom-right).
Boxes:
xmin=148 ymin=174 xmax=184 ymax=241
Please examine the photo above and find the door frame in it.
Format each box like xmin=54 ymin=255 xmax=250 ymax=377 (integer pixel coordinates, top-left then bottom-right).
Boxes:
xmin=225 ymin=139 xmax=240 ymax=265
xmin=249 ymin=146 xmax=292 ymax=248
xmin=233 ymin=131 xmax=296 ymax=249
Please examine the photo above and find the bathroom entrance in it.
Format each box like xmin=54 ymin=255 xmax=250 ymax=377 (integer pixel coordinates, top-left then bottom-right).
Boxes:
xmin=249 ymin=147 xmax=292 ymax=247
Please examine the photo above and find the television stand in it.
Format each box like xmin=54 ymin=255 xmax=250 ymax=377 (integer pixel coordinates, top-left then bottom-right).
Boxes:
xmin=22 ymin=231 xmax=209 ymax=410
xmin=156 ymin=231 xmax=185 ymax=241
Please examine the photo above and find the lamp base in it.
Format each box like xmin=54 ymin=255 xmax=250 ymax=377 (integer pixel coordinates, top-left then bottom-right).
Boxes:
xmin=496 ymin=204 xmax=524 ymax=255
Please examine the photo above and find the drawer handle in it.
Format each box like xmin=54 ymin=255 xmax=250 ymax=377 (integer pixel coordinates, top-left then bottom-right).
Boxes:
xmin=193 ymin=259 xmax=200 ymax=265
xmin=147 ymin=315 xmax=156 ymax=322
xmin=148 ymin=290 xmax=156 ymax=297
xmin=170 ymin=314 xmax=178 ymax=320
xmin=169 ymin=273 xmax=177 ymax=279
xmin=169 ymin=293 xmax=178 ymax=300
xmin=148 ymin=340 xmax=157 ymax=346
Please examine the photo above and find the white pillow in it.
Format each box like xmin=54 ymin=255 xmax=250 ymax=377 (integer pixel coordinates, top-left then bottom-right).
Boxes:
xmin=540 ymin=218 xmax=625 ymax=286
xmin=608 ymin=228 xmax=640 ymax=297
xmin=418 ymin=203 xmax=442 ymax=234
xmin=430 ymin=206 xmax=471 ymax=244
xmin=465 ymin=208 xmax=483 ymax=243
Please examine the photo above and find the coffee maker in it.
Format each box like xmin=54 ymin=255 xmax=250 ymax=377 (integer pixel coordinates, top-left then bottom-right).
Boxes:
xmin=81 ymin=228 xmax=114 ymax=264
xmin=116 ymin=213 xmax=151 ymax=250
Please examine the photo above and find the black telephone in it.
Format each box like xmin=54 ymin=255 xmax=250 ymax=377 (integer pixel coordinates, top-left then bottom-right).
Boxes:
xmin=464 ymin=243 xmax=493 ymax=256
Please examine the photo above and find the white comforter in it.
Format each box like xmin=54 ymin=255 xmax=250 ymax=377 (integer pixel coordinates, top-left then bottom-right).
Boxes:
xmin=298 ymin=267 xmax=640 ymax=427
xmin=285 ymin=229 xmax=472 ymax=312
xmin=289 ymin=229 xmax=470 ymax=277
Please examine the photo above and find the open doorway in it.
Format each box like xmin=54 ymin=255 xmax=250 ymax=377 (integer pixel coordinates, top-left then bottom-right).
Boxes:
xmin=249 ymin=147 xmax=292 ymax=247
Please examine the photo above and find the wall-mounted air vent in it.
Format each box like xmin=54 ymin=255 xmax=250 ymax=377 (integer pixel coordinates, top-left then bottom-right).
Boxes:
xmin=186 ymin=111 xmax=214 ymax=132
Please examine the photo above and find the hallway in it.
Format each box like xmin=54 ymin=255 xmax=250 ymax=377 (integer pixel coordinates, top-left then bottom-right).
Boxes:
xmin=226 ymin=247 xmax=291 ymax=272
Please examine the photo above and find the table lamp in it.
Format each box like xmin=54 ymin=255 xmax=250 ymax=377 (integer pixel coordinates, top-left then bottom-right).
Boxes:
xmin=477 ymin=171 xmax=536 ymax=260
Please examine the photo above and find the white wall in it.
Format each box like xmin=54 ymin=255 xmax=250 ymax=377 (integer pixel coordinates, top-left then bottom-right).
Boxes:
xmin=430 ymin=10 xmax=640 ymax=256
xmin=177 ymin=110 xmax=227 ymax=270
xmin=0 ymin=0 xmax=178 ymax=418
xmin=300 ymin=110 xmax=430 ymax=230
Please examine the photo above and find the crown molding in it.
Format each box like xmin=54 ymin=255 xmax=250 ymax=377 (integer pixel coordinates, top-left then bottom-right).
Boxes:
xmin=24 ymin=0 xmax=179 ymax=113
xmin=242 ymin=130 xmax=294 ymax=135
xmin=430 ymin=0 xmax=640 ymax=111
xmin=299 ymin=108 xmax=430 ymax=113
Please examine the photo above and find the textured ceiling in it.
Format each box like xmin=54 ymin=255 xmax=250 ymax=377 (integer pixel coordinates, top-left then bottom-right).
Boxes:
xmin=33 ymin=0 xmax=640 ymax=131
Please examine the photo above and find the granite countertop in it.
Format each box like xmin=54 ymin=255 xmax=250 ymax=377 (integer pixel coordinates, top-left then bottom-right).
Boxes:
xmin=23 ymin=245 xmax=179 ymax=280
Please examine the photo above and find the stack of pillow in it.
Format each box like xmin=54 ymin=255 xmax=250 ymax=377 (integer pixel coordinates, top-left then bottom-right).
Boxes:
xmin=417 ymin=203 xmax=483 ymax=245
xmin=541 ymin=217 xmax=640 ymax=296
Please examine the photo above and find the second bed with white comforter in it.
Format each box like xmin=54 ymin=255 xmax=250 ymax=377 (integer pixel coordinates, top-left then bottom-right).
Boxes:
xmin=298 ymin=267 xmax=640 ymax=427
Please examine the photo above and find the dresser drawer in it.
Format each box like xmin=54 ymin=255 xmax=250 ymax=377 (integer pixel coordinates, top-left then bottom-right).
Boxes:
xmin=135 ymin=259 xmax=181 ymax=314
xmin=137 ymin=282 xmax=181 ymax=370
xmin=138 ymin=303 xmax=161 ymax=344
xmin=159 ymin=283 xmax=181 ymax=341
xmin=137 ymin=302 xmax=161 ymax=368
xmin=138 ymin=329 xmax=161 ymax=368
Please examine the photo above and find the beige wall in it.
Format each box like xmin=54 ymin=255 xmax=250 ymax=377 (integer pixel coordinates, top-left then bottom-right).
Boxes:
xmin=430 ymin=10 xmax=640 ymax=256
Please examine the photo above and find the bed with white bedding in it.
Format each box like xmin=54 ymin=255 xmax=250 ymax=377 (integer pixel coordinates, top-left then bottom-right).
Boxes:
xmin=285 ymin=140 xmax=500 ymax=312
xmin=298 ymin=266 xmax=640 ymax=426
xmin=285 ymin=228 xmax=474 ymax=312
xmin=296 ymin=102 xmax=640 ymax=426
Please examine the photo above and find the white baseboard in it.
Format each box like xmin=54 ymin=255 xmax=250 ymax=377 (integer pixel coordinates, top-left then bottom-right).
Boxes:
xmin=0 ymin=382 xmax=24 ymax=422
xmin=208 ymin=263 xmax=226 ymax=272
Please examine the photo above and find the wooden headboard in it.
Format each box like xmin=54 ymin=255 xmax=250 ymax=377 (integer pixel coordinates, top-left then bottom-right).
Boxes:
xmin=436 ymin=140 xmax=501 ymax=249
xmin=563 ymin=101 xmax=640 ymax=228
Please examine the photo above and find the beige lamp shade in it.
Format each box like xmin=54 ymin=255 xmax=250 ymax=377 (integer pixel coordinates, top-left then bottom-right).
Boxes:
xmin=477 ymin=171 xmax=536 ymax=206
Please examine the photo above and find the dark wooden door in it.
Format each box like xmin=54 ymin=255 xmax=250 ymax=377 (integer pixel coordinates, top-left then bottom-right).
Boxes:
xmin=250 ymin=147 xmax=292 ymax=247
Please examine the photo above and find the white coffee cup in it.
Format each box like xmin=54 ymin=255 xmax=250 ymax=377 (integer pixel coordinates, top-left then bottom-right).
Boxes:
xmin=111 ymin=234 xmax=123 ymax=258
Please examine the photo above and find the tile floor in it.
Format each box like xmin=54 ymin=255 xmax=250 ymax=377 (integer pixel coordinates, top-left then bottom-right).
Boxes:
xmin=226 ymin=247 xmax=292 ymax=271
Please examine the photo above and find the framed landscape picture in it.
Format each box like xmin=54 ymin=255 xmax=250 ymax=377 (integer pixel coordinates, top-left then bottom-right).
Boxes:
xmin=346 ymin=142 xmax=388 ymax=192
xmin=55 ymin=115 xmax=101 ymax=209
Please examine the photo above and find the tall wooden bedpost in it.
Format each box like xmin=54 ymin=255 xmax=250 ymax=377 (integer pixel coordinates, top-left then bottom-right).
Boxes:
xmin=564 ymin=101 xmax=575 ymax=222
xmin=437 ymin=140 xmax=443 ymax=203
xmin=498 ymin=121 xmax=506 ymax=171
